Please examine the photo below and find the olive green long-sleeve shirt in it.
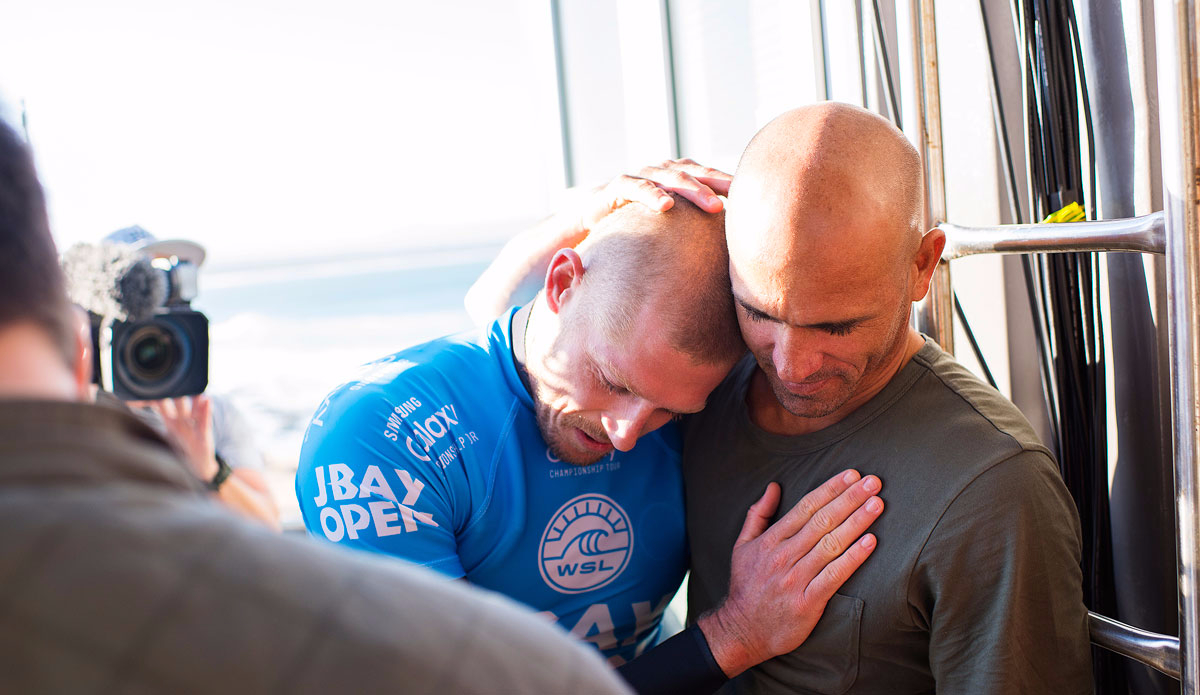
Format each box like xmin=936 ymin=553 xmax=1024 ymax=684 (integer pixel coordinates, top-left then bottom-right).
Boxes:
xmin=683 ymin=342 xmax=1092 ymax=695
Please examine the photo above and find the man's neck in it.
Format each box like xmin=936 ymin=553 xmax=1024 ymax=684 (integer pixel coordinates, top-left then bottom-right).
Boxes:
xmin=0 ymin=323 xmax=80 ymax=402
xmin=748 ymin=328 xmax=925 ymax=436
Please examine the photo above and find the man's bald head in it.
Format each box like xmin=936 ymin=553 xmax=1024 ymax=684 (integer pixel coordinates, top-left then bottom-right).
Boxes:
xmin=724 ymin=103 xmax=944 ymax=429
xmin=572 ymin=196 xmax=743 ymax=365
xmin=729 ymin=102 xmax=924 ymax=277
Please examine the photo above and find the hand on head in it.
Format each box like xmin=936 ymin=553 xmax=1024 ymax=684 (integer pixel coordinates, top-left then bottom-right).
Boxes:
xmin=572 ymin=159 xmax=731 ymax=246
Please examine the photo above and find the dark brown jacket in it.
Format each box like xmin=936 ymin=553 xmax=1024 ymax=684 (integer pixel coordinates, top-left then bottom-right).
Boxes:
xmin=0 ymin=399 xmax=630 ymax=694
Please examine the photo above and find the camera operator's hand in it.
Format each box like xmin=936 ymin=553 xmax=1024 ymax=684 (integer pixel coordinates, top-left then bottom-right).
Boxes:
xmin=131 ymin=394 xmax=280 ymax=530
xmin=133 ymin=395 xmax=219 ymax=481
xmin=697 ymin=471 xmax=883 ymax=677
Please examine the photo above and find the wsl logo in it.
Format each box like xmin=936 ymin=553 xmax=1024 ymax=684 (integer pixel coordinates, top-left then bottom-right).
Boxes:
xmin=539 ymin=494 xmax=633 ymax=594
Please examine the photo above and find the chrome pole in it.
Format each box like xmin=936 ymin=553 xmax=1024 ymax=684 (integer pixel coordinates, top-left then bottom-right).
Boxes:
xmin=940 ymin=212 xmax=1165 ymax=260
xmin=907 ymin=0 xmax=954 ymax=353
xmin=1155 ymin=0 xmax=1200 ymax=691
xmin=1089 ymin=611 xmax=1182 ymax=681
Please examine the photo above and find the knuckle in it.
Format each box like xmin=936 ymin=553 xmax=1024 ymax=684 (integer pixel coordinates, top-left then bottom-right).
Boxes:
xmin=666 ymin=168 xmax=692 ymax=183
xmin=818 ymin=532 xmax=842 ymax=556
xmin=795 ymin=497 xmax=820 ymax=522
xmin=810 ymin=508 xmax=836 ymax=533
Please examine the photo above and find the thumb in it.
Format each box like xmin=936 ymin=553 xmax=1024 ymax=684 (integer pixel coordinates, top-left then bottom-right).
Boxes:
xmin=735 ymin=482 xmax=781 ymax=546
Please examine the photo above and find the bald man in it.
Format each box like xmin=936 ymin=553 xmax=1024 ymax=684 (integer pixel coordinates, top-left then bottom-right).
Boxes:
xmin=683 ymin=104 xmax=1091 ymax=693
xmin=299 ymin=192 xmax=885 ymax=692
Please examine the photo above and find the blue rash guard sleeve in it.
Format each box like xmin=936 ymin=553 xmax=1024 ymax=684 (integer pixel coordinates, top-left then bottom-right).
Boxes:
xmin=296 ymin=368 xmax=469 ymax=578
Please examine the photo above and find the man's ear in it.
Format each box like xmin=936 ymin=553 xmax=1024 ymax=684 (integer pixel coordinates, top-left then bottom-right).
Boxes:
xmin=70 ymin=306 xmax=93 ymax=402
xmin=910 ymin=227 xmax=947 ymax=301
xmin=544 ymin=248 xmax=585 ymax=315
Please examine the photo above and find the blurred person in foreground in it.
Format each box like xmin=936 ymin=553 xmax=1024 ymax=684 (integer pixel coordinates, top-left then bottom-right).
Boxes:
xmin=296 ymin=185 xmax=885 ymax=692
xmin=61 ymin=225 xmax=279 ymax=528
xmin=0 ymin=116 xmax=638 ymax=694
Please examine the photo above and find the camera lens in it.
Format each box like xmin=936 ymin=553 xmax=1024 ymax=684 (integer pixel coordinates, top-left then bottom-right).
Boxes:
xmin=109 ymin=312 xmax=206 ymax=400
xmin=124 ymin=324 xmax=181 ymax=383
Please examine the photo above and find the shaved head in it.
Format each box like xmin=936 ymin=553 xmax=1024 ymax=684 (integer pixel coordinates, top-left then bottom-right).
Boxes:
xmin=573 ymin=195 xmax=743 ymax=365
xmin=523 ymin=196 xmax=743 ymax=464
xmin=726 ymin=102 xmax=943 ymax=433
xmin=729 ymin=102 xmax=923 ymax=279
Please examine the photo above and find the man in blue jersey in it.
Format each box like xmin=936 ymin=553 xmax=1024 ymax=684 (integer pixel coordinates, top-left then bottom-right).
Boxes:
xmin=297 ymin=189 xmax=884 ymax=691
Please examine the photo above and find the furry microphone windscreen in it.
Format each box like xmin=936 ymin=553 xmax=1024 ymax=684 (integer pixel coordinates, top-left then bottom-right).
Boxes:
xmin=60 ymin=242 xmax=167 ymax=322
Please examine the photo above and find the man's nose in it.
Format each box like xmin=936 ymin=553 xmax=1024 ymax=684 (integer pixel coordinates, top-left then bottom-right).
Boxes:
xmin=774 ymin=329 xmax=822 ymax=382
xmin=601 ymin=401 xmax=654 ymax=452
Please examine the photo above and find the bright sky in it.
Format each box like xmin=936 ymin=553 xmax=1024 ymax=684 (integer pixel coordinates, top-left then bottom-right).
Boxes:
xmin=0 ymin=0 xmax=564 ymax=265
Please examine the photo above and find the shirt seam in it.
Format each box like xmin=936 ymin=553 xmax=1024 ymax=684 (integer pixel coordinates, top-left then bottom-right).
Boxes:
xmin=900 ymin=358 xmax=1055 ymax=627
xmin=458 ymin=396 xmax=521 ymax=537
xmin=902 ymin=447 xmax=1055 ymax=634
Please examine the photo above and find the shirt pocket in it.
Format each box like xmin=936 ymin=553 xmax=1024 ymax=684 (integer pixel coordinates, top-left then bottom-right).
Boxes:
xmin=734 ymin=592 xmax=864 ymax=695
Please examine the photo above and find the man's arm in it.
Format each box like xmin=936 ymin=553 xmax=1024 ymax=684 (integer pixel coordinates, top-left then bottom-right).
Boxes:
xmin=917 ymin=452 xmax=1092 ymax=694
xmin=296 ymin=381 xmax=466 ymax=576
xmin=465 ymin=159 xmax=732 ymax=325
xmin=620 ymin=470 xmax=884 ymax=694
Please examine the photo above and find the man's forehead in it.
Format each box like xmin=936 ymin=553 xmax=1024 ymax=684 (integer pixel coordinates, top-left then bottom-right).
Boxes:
xmin=591 ymin=330 xmax=715 ymax=414
xmin=729 ymin=255 xmax=884 ymax=323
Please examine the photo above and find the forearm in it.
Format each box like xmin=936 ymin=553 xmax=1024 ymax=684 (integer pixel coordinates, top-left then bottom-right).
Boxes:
xmin=617 ymin=625 xmax=727 ymax=695
xmin=464 ymin=211 xmax=586 ymax=325
xmin=216 ymin=469 xmax=281 ymax=530
xmin=695 ymin=607 xmax=757 ymax=678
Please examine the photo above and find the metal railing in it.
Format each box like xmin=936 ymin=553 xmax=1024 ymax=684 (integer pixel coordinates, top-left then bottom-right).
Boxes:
xmin=939 ymin=212 xmax=1165 ymax=260
xmin=904 ymin=0 xmax=1198 ymax=687
xmin=1154 ymin=0 xmax=1200 ymax=690
xmin=937 ymin=214 xmax=1183 ymax=683
xmin=1089 ymin=612 xmax=1181 ymax=681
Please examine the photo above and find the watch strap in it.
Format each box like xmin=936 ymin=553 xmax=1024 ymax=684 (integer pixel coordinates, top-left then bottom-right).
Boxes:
xmin=208 ymin=453 xmax=232 ymax=491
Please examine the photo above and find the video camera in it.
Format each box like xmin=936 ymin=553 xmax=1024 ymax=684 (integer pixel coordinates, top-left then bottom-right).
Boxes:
xmin=95 ymin=258 xmax=208 ymax=400
xmin=63 ymin=228 xmax=210 ymax=400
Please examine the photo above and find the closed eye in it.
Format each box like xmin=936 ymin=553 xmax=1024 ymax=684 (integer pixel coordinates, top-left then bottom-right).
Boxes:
xmin=592 ymin=363 xmax=629 ymax=395
xmin=824 ymin=322 xmax=857 ymax=336
xmin=741 ymin=305 xmax=774 ymax=323
xmin=601 ymin=377 xmax=628 ymax=395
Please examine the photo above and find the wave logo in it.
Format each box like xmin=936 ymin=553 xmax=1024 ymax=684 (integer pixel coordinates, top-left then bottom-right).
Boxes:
xmin=539 ymin=494 xmax=633 ymax=594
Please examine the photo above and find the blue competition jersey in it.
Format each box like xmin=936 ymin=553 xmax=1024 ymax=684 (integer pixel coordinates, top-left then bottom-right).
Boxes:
xmin=296 ymin=308 xmax=688 ymax=664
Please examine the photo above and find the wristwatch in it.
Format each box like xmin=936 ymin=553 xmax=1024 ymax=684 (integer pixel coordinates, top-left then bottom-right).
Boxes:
xmin=208 ymin=453 xmax=233 ymax=491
